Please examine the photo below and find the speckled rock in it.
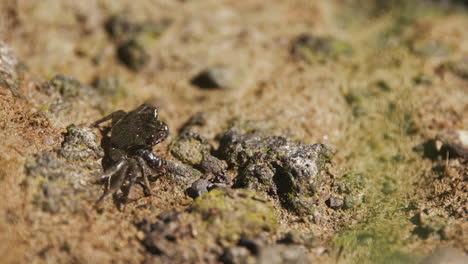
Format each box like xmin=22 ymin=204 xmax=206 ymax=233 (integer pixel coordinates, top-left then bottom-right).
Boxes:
xmin=24 ymin=125 xmax=103 ymax=213
xmin=165 ymin=160 xmax=203 ymax=185
xmin=58 ymin=124 xmax=103 ymax=161
xmin=0 ymin=41 xmax=21 ymax=97
xmin=186 ymin=178 xmax=212 ymax=198
xmin=191 ymin=188 xmax=279 ymax=242
xmin=47 ymin=74 xmax=83 ymax=98
xmin=170 ymin=131 xmax=212 ymax=166
xmin=218 ymin=128 xmax=333 ymax=215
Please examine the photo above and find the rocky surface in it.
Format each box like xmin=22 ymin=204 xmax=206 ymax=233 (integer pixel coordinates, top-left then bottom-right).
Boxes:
xmin=0 ymin=1 xmax=467 ymax=263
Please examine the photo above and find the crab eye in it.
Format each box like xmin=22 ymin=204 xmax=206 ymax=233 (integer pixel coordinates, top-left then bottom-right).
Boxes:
xmin=153 ymin=109 xmax=158 ymax=118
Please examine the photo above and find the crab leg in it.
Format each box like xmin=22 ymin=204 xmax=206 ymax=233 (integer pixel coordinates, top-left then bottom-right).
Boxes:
xmin=91 ymin=110 xmax=127 ymax=127
xmin=90 ymin=159 xmax=126 ymax=183
xmin=136 ymin=156 xmax=153 ymax=196
xmin=96 ymin=162 xmax=129 ymax=205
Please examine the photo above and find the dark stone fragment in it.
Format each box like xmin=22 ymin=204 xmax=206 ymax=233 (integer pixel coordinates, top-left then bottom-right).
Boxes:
xmin=220 ymin=247 xmax=251 ymax=264
xmin=326 ymin=196 xmax=343 ymax=209
xmin=165 ymin=160 xmax=202 ymax=185
xmin=186 ymin=178 xmax=211 ymax=198
xmin=191 ymin=67 xmax=236 ymax=90
xmin=117 ymin=40 xmax=149 ymax=71
xmin=199 ymin=154 xmax=228 ymax=179
xmin=238 ymin=237 xmax=262 ymax=255
xmin=435 ymin=130 xmax=468 ymax=159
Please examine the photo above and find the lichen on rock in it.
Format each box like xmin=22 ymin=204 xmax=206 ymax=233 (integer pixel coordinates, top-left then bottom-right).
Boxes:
xmin=24 ymin=125 xmax=103 ymax=213
xmin=191 ymin=188 xmax=279 ymax=241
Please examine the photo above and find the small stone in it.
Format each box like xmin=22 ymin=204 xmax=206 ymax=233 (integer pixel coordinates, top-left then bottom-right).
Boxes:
xmin=326 ymin=196 xmax=343 ymax=209
xmin=238 ymin=237 xmax=264 ymax=255
xmin=48 ymin=74 xmax=83 ymax=97
xmin=170 ymin=131 xmax=211 ymax=166
xmin=220 ymin=247 xmax=251 ymax=264
xmin=165 ymin=160 xmax=202 ymax=185
xmin=421 ymin=247 xmax=468 ymax=264
xmin=186 ymin=178 xmax=211 ymax=199
xmin=191 ymin=66 xmax=238 ymax=90
xmin=117 ymin=40 xmax=149 ymax=71
xmin=58 ymin=124 xmax=103 ymax=161
xmin=435 ymin=130 xmax=468 ymax=159
xmin=199 ymin=154 xmax=228 ymax=180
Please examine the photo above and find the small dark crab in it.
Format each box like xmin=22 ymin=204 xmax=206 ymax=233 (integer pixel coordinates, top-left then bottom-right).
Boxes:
xmin=92 ymin=103 xmax=169 ymax=205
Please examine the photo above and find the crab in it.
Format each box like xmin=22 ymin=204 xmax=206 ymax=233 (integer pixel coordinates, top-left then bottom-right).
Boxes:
xmin=92 ymin=103 xmax=169 ymax=205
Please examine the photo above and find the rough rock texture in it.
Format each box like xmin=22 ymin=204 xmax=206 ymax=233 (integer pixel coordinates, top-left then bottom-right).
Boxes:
xmin=217 ymin=128 xmax=333 ymax=215
xmin=24 ymin=125 xmax=103 ymax=213
xmin=170 ymin=131 xmax=212 ymax=166
xmin=0 ymin=41 xmax=21 ymax=97
xmin=191 ymin=188 xmax=279 ymax=241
